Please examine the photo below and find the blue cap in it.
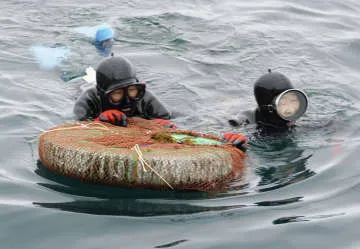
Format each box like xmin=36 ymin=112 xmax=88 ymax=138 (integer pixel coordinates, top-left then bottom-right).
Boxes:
xmin=95 ymin=27 xmax=114 ymax=43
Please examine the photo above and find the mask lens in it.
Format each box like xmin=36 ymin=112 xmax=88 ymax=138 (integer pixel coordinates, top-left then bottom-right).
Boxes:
xmin=127 ymin=85 xmax=140 ymax=99
xmin=275 ymin=89 xmax=308 ymax=121
xmin=108 ymin=88 xmax=125 ymax=104
xmin=127 ymin=84 xmax=145 ymax=100
xmin=107 ymin=84 xmax=145 ymax=103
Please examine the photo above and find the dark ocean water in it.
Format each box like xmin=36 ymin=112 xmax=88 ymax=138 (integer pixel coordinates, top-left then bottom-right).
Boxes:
xmin=1 ymin=0 xmax=360 ymax=248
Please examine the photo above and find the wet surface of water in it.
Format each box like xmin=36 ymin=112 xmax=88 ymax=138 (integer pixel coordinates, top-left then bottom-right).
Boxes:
xmin=1 ymin=0 xmax=360 ymax=248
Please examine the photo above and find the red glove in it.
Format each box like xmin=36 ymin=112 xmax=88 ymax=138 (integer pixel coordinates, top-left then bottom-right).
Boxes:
xmin=153 ymin=118 xmax=177 ymax=129
xmin=95 ymin=110 xmax=127 ymax=127
xmin=222 ymin=132 xmax=247 ymax=152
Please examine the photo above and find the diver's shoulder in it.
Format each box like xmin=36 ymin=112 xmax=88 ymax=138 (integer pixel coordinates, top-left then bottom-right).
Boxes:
xmin=142 ymin=90 xmax=158 ymax=101
xmin=82 ymin=86 xmax=97 ymax=95
xmin=77 ymin=87 xmax=99 ymax=101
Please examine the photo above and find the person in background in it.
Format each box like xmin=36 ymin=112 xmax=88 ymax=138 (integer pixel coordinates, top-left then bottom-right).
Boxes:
xmin=74 ymin=55 xmax=176 ymax=128
xmin=94 ymin=26 xmax=114 ymax=57
xmin=61 ymin=26 xmax=115 ymax=82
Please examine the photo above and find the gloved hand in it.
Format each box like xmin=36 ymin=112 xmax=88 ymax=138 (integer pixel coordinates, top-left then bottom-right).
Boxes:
xmin=95 ymin=109 xmax=127 ymax=127
xmin=222 ymin=132 xmax=247 ymax=152
xmin=153 ymin=118 xmax=177 ymax=129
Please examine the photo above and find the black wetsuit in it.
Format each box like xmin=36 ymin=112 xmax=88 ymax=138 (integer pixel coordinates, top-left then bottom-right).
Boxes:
xmin=74 ymin=87 xmax=171 ymax=121
xmin=228 ymin=110 xmax=255 ymax=127
xmin=229 ymin=109 xmax=294 ymax=134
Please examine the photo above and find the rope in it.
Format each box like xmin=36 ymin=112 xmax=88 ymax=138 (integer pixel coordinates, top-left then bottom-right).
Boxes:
xmin=132 ymin=144 xmax=174 ymax=190
xmin=39 ymin=122 xmax=111 ymax=137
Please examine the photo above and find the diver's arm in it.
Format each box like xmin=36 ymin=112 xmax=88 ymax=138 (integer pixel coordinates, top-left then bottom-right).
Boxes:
xmin=139 ymin=90 xmax=171 ymax=120
xmin=228 ymin=110 xmax=254 ymax=127
xmin=73 ymin=88 xmax=101 ymax=121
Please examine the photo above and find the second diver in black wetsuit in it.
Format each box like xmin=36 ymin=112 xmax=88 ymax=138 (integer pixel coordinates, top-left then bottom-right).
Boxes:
xmin=74 ymin=55 xmax=176 ymax=128
xmin=221 ymin=69 xmax=308 ymax=151
xmin=229 ymin=69 xmax=308 ymax=131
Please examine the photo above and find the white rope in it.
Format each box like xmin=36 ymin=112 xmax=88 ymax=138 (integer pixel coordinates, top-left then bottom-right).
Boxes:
xmin=40 ymin=122 xmax=110 ymax=135
xmin=132 ymin=144 xmax=174 ymax=190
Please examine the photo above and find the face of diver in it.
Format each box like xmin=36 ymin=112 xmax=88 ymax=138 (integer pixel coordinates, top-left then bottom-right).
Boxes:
xmin=273 ymin=89 xmax=308 ymax=122
xmin=96 ymin=56 xmax=147 ymax=115
xmin=254 ymin=71 xmax=308 ymax=127
xmin=107 ymin=85 xmax=143 ymax=105
xmin=103 ymin=84 xmax=145 ymax=115
xmin=277 ymin=92 xmax=300 ymax=118
xmin=101 ymin=39 xmax=113 ymax=49
xmin=96 ymin=39 xmax=113 ymax=56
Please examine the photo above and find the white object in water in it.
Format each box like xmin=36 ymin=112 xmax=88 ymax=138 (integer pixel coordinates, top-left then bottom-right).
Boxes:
xmin=82 ymin=66 xmax=96 ymax=83
xmin=31 ymin=45 xmax=69 ymax=70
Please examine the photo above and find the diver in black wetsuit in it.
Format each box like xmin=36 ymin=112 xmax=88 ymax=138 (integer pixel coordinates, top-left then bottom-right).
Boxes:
xmin=74 ymin=55 xmax=176 ymax=128
xmin=229 ymin=69 xmax=308 ymax=130
xmin=221 ymin=70 xmax=308 ymax=151
xmin=74 ymin=55 xmax=247 ymax=152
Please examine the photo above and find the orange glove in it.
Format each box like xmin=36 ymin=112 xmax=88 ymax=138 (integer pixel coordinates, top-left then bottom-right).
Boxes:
xmin=153 ymin=118 xmax=177 ymax=129
xmin=95 ymin=109 xmax=127 ymax=127
xmin=222 ymin=132 xmax=247 ymax=152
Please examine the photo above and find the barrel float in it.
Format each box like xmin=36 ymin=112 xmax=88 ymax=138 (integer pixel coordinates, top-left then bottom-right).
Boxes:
xmin=38 ymin=118 xmax=246 ymax=191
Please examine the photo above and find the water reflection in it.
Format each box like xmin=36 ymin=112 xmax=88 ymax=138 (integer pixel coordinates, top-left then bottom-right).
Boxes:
xmin=33 ymin=199 xmax=245 ymax=216
xmin=273 ymin=215 xmax=308 ymax=225
xmin=155 ymin=240 xmax=188 ymax=248
xmin=273 ymin=213 xmax=346 ymax=225
xmin=34 ymin=161 xmax=246 ymax=216
xmin=255 ymin=196 xmax=303 ymax=206
xmin=250 ymin=128 xmax=315 ymax=192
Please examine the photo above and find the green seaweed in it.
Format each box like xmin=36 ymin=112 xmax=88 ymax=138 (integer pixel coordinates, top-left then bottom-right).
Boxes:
xmin=170 ymin=134 xmax=223 ymax=145
xmin=152 ymin=133 xmax=176 ymax=143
